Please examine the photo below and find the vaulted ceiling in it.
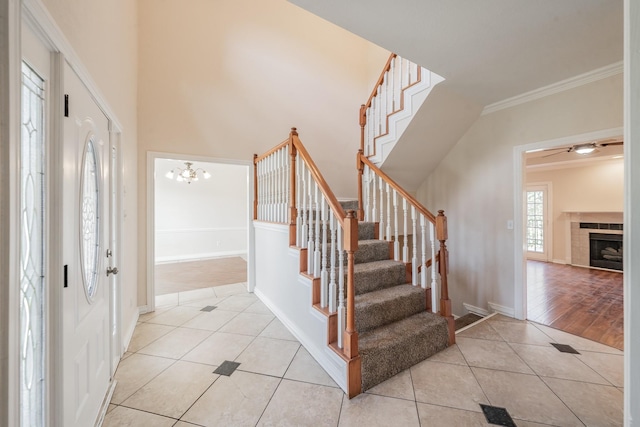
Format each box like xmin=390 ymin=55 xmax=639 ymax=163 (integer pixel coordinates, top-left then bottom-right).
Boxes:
xmin=289 ymin=0 xmax=623 ymax=106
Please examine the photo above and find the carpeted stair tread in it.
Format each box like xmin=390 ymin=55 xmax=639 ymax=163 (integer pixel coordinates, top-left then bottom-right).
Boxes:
xmin=359 ymin=311 xmax=449 ymax=391
xmin=352 ymin=260 xmax=407 ymax=295
xmin=358 ymin=222 xmax=376 ymax=240
xmin=355 ymin=284 xmax=426 ymax=333
xmin=355 ymin=240 xmax=390 ymax=264
xmin=339 ymin=200 xmax=359 ymax=212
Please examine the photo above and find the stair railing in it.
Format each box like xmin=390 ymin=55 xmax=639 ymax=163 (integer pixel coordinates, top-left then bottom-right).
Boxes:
xmin=357 ymin=151 xmax=455 ymax=344
xmin=359 ymin=53 xmax=424 ymax=159
xmin=254 ymin=128 xmax=362 ymax=397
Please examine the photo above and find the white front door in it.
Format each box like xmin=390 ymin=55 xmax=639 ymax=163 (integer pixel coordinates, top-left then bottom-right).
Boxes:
xmin=62 ymin=64 xmax=112 ymax=427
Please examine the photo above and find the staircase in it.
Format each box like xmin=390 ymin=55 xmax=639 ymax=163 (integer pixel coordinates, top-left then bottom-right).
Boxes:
xmin=340 ymin=201 xmax=449 ymax=391
xmin=253 ymin=54 xmax=455 ymax=398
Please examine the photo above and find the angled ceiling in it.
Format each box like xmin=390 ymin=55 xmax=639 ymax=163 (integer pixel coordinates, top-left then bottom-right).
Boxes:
xmin=288 ymin=0 xmax=623 ymax=106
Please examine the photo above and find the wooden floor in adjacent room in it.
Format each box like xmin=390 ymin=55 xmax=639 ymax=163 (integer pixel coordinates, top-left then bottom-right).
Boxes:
xmin=527 ymin=260 xmax=623 ymax=350
xmin=155 ymin=257 xmax=247 ymax=296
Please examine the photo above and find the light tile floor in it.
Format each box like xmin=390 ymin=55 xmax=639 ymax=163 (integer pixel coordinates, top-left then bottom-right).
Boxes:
xmin=105 ymin=283 xmax=624 ymax=426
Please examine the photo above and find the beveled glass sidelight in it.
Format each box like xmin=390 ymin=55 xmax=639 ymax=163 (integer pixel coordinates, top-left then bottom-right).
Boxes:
xmin=81 ymin=137 xmax=100 ymax=301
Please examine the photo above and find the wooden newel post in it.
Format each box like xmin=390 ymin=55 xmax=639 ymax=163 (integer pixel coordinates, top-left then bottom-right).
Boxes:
xmin=436 ymin=210 xmax=455 ymax=344
xmin=288 ymin=129 xmax=298 ymax=246
xmin=253 ymin=154 xmax=258 ymax=220
xmin=357 ymin=150 xmax=364 ymax=221
xmin=343 ymin=210 xmax=362 ymax=397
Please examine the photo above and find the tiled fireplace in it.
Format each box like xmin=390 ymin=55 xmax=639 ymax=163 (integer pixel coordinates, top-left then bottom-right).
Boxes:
xmin=568 ymin=212 xmax=623 ymax=271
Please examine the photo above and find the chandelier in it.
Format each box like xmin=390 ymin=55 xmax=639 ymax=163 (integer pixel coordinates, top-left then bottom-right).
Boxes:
xmin=165 ymin=162 xmax=211 ymax=184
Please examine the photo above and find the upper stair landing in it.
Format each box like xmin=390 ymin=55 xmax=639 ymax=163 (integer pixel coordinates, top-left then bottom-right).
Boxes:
xmin=361 ymin=54 xmax=445 ymax=166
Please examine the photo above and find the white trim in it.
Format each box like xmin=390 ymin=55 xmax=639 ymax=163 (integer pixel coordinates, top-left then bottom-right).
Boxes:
xmin=122 ymin=309 xmax=139 ymax=352
xmin=482 ymin=61 xmax=623 ymax=115
xmin=488 ymin=302 xmax=515 ymax=318
xmin=94 ymin=380 xmax=117 ymax=427
xmin=513 ymin=127 xmax=623 ymax=321
xmin=253 ymin=221 xmax=289 ymax=233
xmin=462 ymin=303 xmax=490 ymax=317
xmin=624 ymin=0 xmax=640 ymax=423
xmin=552 ymin=259 xmax=568 ymax=265
xmin=1 ymin=1 xmax=22 ymax=425
xmin=155 ymin=226 xmax=247 ymax=234
xmin=155 ymin=250 xmax=248 ymax=264
xmin=146 ymin=151 xmax=254 ymax=310
xmin=456 ymin=312 xmax=498 ymax=334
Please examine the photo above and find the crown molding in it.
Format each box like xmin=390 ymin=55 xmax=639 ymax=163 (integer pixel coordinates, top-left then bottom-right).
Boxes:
xmin=482 ymin=61 xmax=623 ymax=116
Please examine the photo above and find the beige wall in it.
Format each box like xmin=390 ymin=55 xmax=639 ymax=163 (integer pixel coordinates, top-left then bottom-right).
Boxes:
xmin=416 ymin=73 xmax=623 ymax=315
xmin=41 ymin=0 xmax=139 ymax=323
xmin=137 ymin=0 xmax=388 ymax=305
xmin=526 ymin=159 xmax=624 ymax=263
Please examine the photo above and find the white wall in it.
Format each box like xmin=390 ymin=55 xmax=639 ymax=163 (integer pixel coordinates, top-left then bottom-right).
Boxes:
xmin=136 ymin=0 xmax=389 ymax=305
xmin=526 ymin=159 xmax=624 ymax=263
xmin=416 ymin=73 xmax=623 ymax=316
xmin=155 ymin=159 xmax=247 ymax=262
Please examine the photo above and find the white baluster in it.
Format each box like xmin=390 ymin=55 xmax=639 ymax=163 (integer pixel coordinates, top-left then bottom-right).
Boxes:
xmin=283 ymin=147 xmax=288 ymax=223
xmin=296 ymin=155 xmax=302 ymax=246
xmin=404 ymin=57 xmax=410 ymax=89
xmin=371 ymin=172 xmax=377 ymax=223
xmin=321 ymin=197 xmax=328 ymax=308
xmin=329 ymin=210 xmax=337 ymax=312
xmin=367 ymin=107 xmax=373 ymax=154
xmin=420 ymin=215 xmax=427 ymax=289
xmin=398 ymin=57 xmax=403 ymax=91
xmin=307 ymin=168 xmax=314 ymax=275
xmin=430 ymin=221 xmax=438 ymax=312
xmin=277 ymin=149 xmax=282 ymax=222
xmin=364 ymin=165 xmax=370 ymax=222
xmin=390 ymin=57 xmax=395 ymax=112
xmin=377 ymin=86 xmax=383 ymax=136
xmin=412 ymin=206 xmax=418 ymax=286
xmin=386 ymin=183 xmax=391 ymax=241
xmin=403 ymin=199 xmax=408 ymax=263
xmin=314 ymin=182 xmax=321 ymax=277
xmin=379 ymin=176 xmax=385 ymax=239
xmin=393 ymin=190 xmax=399 ymax=261
xmin=337 ymin=222 xmax=345 ymax=349
xmin=266 ymin=155 xmax=271 ymax=221
xmin=301 ymin=161 xmax=308 ymax=249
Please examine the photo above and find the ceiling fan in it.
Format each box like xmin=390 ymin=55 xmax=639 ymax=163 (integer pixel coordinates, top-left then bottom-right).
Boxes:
xmin=542 ymin=139 xmax=623 ymax=158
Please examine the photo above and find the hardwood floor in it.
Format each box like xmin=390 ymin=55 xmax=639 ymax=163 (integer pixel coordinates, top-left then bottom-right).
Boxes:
xmin=527 ymin=260 xmax=623 ymax=350
xmin=155 ymin=257 xmax=247 ymax=295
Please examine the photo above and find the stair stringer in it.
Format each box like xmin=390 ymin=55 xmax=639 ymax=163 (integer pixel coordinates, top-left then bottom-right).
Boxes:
xmin=253 ymin=221 xmax=348 ymax=392
xmin=367 ymin=69 xmax=445 ymax=165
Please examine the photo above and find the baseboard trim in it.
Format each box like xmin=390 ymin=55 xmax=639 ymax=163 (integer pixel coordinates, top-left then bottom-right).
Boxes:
xmin=456 ymin=312 xmax=498 ymax=334
xmin=462 ymin=303 xmax=490 ymax=317
xmin=488 ymin=302 xmax=515 ymax=318
xmin=155 ymin=251 xmax=247 ymax=264
xmin=123 ymin=309 xmax=140 ymax=353
xmin=552 ymin=259 xmax=568 ymax=265
xmin=94 ymin=379 xmax=117 ymax=427
xmin=254 ymin=288 xmax=347 ymax=392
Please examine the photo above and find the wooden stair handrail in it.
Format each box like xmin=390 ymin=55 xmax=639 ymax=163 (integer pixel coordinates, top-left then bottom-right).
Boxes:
xmin=364 ymin=53 xmax=397 ymax=112
xmin=358 ymin=152 xmax=436 ymax=223
xmin=289 ymin=130 xmax=348 ymax=227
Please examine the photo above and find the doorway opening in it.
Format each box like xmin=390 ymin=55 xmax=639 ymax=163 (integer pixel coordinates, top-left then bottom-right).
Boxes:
xmin=514 ymin=128 xmax=624 ymax=350
xmin=147 ymin=154 xmax=252 ymax=311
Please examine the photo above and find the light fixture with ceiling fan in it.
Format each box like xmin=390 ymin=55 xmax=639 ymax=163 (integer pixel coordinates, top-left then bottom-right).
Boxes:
xmin=542 ymin=139 xmax=623 ymax=158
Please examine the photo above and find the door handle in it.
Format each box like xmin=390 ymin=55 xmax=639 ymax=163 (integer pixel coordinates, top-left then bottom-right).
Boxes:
xmin=106 ymin=266 xmax=119 ymax=276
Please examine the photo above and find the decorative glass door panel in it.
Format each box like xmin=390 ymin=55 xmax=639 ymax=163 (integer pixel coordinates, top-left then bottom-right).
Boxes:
xmin=20 ymin=61 xmax=46 ymax=427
